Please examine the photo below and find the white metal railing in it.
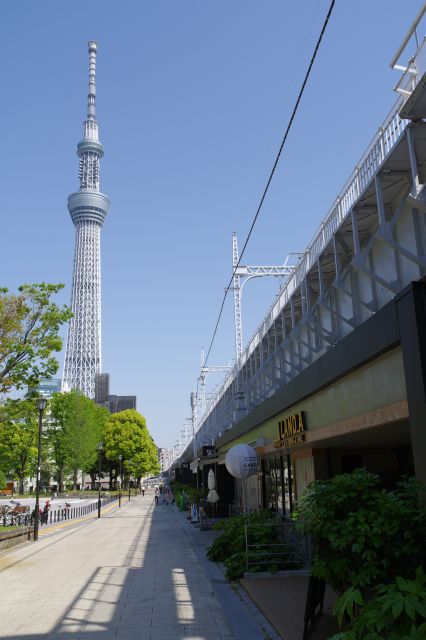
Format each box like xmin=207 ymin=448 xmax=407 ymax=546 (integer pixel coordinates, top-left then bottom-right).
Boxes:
xmin=241 ymin=98 xmax=407 ymax=365
xmin=394 ymin=36 xmax=426 ymax=96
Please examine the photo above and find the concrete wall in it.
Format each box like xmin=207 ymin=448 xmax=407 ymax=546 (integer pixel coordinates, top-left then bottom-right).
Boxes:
xmin=0 ymin=527 xmax=32 ymax=551
xmin=219 ymin=348 xmax=406 ymax=453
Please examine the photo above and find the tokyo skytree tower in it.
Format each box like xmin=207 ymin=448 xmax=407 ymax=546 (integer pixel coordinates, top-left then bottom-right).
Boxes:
xmin=62 ymin=42 xmax=110 ymax=398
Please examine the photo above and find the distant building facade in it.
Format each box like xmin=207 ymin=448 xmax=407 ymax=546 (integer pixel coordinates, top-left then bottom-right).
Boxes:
xmin=95 ymin=373 xmax=136 ymax=414
xmin=108 ymin=395 xmax=136 ymax=413
xmin=95 ymin=373 xmax=110 ymax=404
xmin=158 ymin=448 xmax=173 ymax=473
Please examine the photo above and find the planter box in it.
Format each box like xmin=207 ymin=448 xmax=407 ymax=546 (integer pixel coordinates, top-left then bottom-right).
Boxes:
xmin=0 ymin=526 xmax=32 ymax=551
xmin=244 ymin=568 xmax=310 ymax=580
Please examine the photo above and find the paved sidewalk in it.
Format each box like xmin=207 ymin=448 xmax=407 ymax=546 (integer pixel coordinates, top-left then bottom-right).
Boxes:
xmin=0 ymin=494 xmax=277 ymax=640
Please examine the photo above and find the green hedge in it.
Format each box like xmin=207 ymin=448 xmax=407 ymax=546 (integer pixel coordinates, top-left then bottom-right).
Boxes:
xmin=207 ymin=510 xmax=302 ymax=580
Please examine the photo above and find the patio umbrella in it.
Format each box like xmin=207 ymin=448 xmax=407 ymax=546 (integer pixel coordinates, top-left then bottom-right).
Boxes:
xmin=207 ymin=468 xmax=219 ymax=503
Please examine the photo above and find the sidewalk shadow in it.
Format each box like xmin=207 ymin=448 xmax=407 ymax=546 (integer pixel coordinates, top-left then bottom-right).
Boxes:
xmin=3 ymin=499 xmax=235 ymax=640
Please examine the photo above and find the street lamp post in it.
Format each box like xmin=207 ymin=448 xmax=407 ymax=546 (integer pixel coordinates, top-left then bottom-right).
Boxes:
xmin=118 ymin=455 xmax=122 ymax=508
xmin=97 ymin=442 xmax=103 ymax=518
xmin=34 ymin=397 xmax=47 ymax=542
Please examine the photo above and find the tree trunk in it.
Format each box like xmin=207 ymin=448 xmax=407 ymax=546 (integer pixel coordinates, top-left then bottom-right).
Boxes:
xmin=58 ymin=468 xmax=64 ymax=493
xmin=19 ymin=473 xmax=24 ymax=495
xmin=73 ymin=469 xmax=78 ymax=490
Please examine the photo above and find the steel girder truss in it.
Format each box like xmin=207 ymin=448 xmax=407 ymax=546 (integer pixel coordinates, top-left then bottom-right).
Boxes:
xmin=187 ymin=116 xmax=426 ymax=455
xmin=62 ymin=221 xmax=103 ymax=399
xmin=231 ymin=231 xmax=296 ymax=363
xmin=172 ymin=41 xmax=426 ymax=461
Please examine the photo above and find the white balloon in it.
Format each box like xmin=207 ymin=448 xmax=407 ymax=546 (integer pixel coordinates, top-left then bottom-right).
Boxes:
xmin=225 ymin=444 xmax=258 ymax=479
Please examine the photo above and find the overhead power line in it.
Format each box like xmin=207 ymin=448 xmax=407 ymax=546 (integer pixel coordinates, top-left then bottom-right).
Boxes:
xmin=202 ymin=0 xmax=336 ymax=369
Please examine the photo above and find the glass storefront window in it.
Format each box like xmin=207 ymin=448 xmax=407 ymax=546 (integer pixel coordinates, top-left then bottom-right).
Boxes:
xmin=262 ymin=455 xmax=294 ymax=515
xmin=261 ymin=455 xmax=294 ymax=515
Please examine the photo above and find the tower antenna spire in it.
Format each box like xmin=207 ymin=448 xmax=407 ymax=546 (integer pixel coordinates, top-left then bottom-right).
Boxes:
xmin=87 ymin=40 xmax=98 ymax=120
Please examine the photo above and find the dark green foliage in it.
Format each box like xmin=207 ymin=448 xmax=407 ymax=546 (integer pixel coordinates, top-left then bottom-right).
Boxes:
xmin=207 ymin=510 xmax=301 ymax=580
xmin=171 ymin=481 xmax=205 ymax=510
xmin=293 ymin=469 xmax=426 ymax=594
xmin=0 ymin=399 xmax=38 ymax=493
xmin=48 ymin=391 xmax=109 ymax=491
xmin=330 ymin=567 xmax=426 ymax=639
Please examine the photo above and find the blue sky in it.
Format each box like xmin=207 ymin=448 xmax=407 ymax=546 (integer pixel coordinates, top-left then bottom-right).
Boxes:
xmin=1 ymin=1 xmax=422 ymax=447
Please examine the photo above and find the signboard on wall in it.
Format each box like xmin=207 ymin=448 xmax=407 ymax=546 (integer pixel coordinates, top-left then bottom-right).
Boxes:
xmin=274 ymin=411 xmax=306 ymax=448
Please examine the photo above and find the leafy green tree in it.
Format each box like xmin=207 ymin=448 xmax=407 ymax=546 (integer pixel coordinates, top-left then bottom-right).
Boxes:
xmin=0 ymin=398 xmax=39 ymax=494
xmin=331 ymin=567 xmax=426 ymax=639
xmin=65 ymin=396 xmax=109 ymax=489
xmin=79 ymin=403 xmax=110 ymax=489
xmin=46 ymin=393 xmax=68 ymax=492
xmin=103 ymin=410 xmax=159 ymax=487
xmin=49 ymin=391 xmax=109 ymax=491
xmin=294 ymin=469 xmax=426 ymax=595
xmin=126 ymin=434 xmax=160 ymax=483
xmin=0 ymin=283 xmax=72 ymax=394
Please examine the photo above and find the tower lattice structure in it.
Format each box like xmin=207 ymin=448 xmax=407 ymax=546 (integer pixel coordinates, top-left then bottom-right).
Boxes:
xmin=62 ymin=41 xmax=110 ymax=398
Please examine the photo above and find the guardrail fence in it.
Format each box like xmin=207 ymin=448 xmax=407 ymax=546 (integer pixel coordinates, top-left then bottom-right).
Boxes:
xmin=245 ymin=517 xmax=311 ymax=574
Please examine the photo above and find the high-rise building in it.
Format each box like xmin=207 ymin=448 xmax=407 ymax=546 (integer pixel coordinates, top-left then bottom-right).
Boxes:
xmin=158 ymin=448 xmax=173 ymax=473
xmin=108 ymin=395 xmax=137 ymax=413
xmin=95 ymin=372 xmax=110 ymax=404
xmin=95 ymin=373 xmax=137 ymax=414
xmin=62 ymin=42 xmax=110 ymax=399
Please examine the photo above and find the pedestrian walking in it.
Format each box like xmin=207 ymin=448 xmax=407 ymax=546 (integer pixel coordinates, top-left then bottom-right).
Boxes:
xmin=141 ymin=485 xmax=146 ymax=497
xmin=42 ymin=500 xmax=50 ymax=525
xmin=154 ymin=487 xmax=159 ymax=505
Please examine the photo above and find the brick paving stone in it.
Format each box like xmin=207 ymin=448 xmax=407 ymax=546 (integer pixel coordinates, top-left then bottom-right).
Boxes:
xmin=0 ymin=494 xmax=276 ymax=640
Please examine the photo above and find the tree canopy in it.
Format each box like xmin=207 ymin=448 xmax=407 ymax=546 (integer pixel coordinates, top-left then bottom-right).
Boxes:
xmin=0 ymin=398 xmax=39 ymax=493
xmin=48 ymin=391 xmax=110 ymax=491
xmin=0 ymin=283 xmax=72 ymax=394
xmin=103 ymin=409 xmax=159 ymax=479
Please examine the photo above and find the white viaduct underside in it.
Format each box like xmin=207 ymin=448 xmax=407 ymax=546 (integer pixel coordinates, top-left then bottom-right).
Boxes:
xmin=192 ymin=116 xmax=426 ymax=451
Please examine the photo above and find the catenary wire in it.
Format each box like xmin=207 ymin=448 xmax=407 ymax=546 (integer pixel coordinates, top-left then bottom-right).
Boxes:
xmin=202 ymin=0 xmax=336 ymax=370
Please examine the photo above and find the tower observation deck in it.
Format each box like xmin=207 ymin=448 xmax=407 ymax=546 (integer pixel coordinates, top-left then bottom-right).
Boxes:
xmin=62 ymin=41 xmax=110 ymax=398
